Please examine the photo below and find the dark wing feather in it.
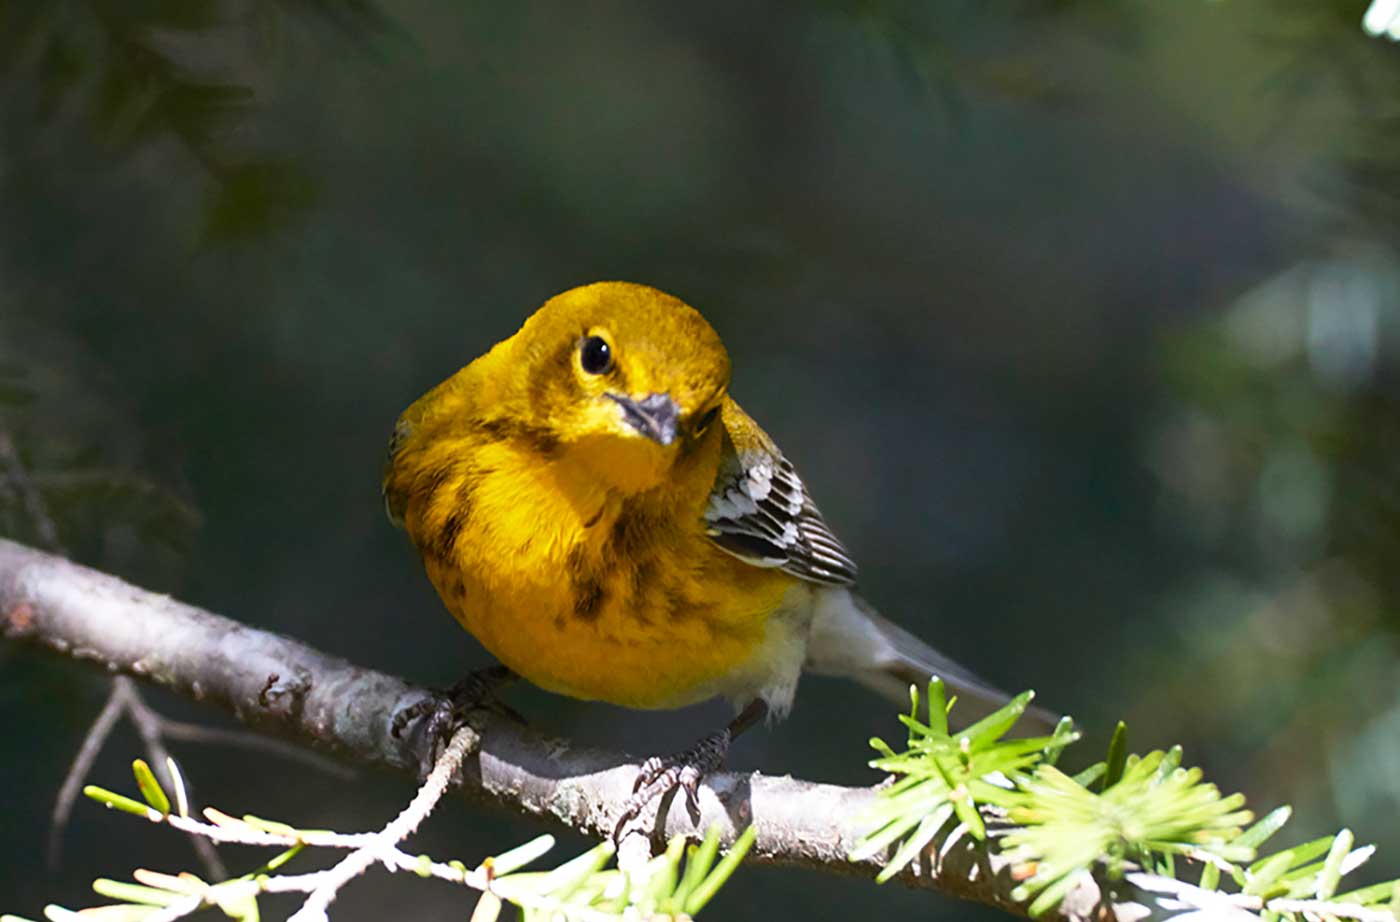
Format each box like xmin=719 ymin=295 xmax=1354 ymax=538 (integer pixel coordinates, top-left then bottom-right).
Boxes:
xmin=703 ymin=400 xmax=858 ymax=586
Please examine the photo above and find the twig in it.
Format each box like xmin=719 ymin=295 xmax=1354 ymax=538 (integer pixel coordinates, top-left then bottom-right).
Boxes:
xmin=0 ymin=429 xmax=61 ymax=551
xmin=288 ymin=725 xmax=475 ymax=921
xmin=108 ymin=729 xmax=627 ymax=922
xmin=47 ymin=678 xmax=127 ymax=867
xmin=119 ymin=676 xmax=230 ymax=881
xmin=155 ymin=718 xmax=356 ymax=780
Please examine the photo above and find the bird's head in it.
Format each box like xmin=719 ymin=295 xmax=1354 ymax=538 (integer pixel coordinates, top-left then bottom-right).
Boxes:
xmin=509 ymin=281 xmax=731 ymax=492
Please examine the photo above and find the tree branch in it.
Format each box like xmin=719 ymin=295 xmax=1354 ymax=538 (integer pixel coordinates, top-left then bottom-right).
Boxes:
xmin=0 ymin=537 xmax=1204 ymax=921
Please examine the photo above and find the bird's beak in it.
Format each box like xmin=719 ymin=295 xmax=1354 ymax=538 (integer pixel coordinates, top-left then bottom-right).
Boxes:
xmin=607 ymin=392 xmax=680 ymax=446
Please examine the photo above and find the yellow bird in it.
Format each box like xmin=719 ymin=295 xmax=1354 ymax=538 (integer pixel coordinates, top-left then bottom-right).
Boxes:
xmin=384 ymin=281 xmax=1026 ymax=820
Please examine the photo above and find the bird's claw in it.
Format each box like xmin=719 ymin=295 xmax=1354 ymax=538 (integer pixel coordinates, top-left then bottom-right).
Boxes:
xmin=613 ymin=729 xmax=730 ymax=840
xmin=392 ymin=665 xmax=519 ymax=780
xmin=630 ymin=757 xmax=704 ymax=813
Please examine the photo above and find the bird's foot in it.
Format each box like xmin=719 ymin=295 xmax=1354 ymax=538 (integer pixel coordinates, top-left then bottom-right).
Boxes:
xmin=611 ymin=698 xmax=768 ymax=840
xmin=613 ymin=727 xmax=732 ymax=839
xmin=392 ymin=664 xmax=519 ymax=779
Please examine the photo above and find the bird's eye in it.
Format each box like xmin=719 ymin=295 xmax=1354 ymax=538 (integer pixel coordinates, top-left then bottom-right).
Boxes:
xmin=693 ymin=405 xmax=719 ymax=436
xmin=579 ymin=335 xmax=613 ymax=375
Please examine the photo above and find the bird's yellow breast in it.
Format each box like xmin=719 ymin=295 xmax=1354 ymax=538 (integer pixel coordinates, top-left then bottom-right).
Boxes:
xmin=404 ymin=433 xmax=796 ymax=709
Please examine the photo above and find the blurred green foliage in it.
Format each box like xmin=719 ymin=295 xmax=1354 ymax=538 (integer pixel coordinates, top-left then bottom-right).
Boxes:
xmin=0 ymin=0 xmax=392 ymax=240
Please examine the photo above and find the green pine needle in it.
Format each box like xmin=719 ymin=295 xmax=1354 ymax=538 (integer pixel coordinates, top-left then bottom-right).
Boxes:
xmin=845 ymin=684 xmax=1400 ymax=920
xmin=41 ymin=909 xmax=84 ymax=922
xmin=684 ymin=825 xmax=757 ymax=914
xmin=1101 ymin=722 xmax=1128 ymax=791
xmin=490 ymin=824 xmax=754 ymax=918
xmin=667 ymin=825 xmax=722 ymax=912
xmin=82 ymin=785 xmax=160 ymax=819
xmin=92 ymin=879 xmax=182 ymax=907
xmin=130 ymin=760 xmax=170 ymax=816
xmin=1000 ymin=754 xmax=1254 ymax=912
xmin=486 ymin=834 xmax=556 ymax=877
xmin=853 ymin=680 xmax=1071 ymax=881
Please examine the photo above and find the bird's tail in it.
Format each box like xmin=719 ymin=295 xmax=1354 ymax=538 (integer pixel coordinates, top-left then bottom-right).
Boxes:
xmin=804 ymin=587 xmax=1059 ymax=731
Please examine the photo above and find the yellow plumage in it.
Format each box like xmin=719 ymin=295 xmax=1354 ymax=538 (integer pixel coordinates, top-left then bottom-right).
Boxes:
xmin=384 ymin=280 xmax=1020 ymax=727
xmin=385 ymin=283 xmax=801 ymax=709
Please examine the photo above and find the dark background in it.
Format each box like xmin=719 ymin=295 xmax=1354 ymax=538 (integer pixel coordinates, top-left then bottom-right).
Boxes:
xmin=4 ymin=1 xmax=1400 ymax=919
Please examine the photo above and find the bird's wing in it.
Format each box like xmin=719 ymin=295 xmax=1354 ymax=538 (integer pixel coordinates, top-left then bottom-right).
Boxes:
xmin=703 ymin=398 xmax=858 ymax=586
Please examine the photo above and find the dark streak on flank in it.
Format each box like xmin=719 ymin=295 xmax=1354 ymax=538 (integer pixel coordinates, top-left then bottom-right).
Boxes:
xmin=627 ymin=557 xmax=657 ymax=626
xmin=663 ymin=583 xmax=691 ymax=622
xmin=415 ymin=458 xmax=457 ymax=509
xmin=420 ymin=455 xmax=483 ymax=562
xmin=398 ymin=456 xmax=458 ymax=541
xmin=454 ymin=475 xmax=477 ymax=522
xmin=433 ymin=510 xmax=467 ymax=560
xmin=612 ymin=505 xmax=665 ymax=625
xmin=464 ymin=464 xmax=495 ymax=502
xmin=610 ymin=505 xmax=654 ymax=560
xmin=574 ymin=578 xmax=606 ymax=620
xmin=629 ymin=556 xmax=655 ymax=602
xmin=567 ymin=545 xmax=607 ymax=621
xmin=566 ymin=545 xmax=588 ymax=580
